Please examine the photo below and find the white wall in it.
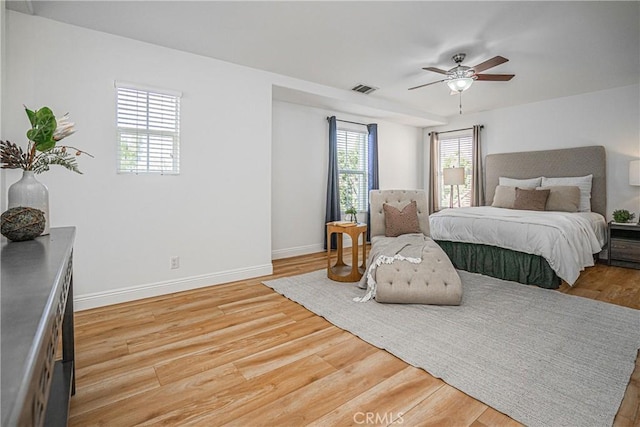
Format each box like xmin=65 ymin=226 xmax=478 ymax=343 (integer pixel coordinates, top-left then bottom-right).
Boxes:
xmin=424 ymin=85 xmax=640 ymax=219
xmin=271 ymin=100 xmax=422 ymax=259
xmin=1 ymin=1 xmax=6 ymax=213
xmin=3 ymin=11 xmax=274 ymax=309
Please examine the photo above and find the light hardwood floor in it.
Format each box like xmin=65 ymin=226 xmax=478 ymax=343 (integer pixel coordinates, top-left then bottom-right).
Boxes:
xmin=69 ymin=249 xmax=640 ymax=426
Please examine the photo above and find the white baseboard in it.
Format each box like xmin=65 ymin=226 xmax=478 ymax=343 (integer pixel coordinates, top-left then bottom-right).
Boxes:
xmin=74 ymin=263 xmax=273 ymax=311
xmin=271 ymin=243 xmax=325 ymax=260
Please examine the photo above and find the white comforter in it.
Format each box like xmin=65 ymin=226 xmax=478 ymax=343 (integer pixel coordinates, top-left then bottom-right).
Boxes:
xmin=429 ymin=207 xmax=607 ymax=285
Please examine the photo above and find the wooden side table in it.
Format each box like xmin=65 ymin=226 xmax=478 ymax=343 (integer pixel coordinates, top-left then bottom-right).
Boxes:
xmin=327 ymin=222 xmax=367 ymax=282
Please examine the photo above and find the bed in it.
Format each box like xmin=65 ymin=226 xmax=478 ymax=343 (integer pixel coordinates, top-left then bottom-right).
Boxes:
xmin=429 ymin=145 xmax=608 ymax=289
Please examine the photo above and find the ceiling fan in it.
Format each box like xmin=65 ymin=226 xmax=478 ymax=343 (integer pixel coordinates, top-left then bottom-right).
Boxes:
xmin=409 ymin=53 xmax=515 ymax=93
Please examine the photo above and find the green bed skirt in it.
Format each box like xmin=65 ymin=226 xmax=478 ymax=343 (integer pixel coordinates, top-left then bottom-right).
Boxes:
xmin=434 ymin=240 xmax=561 ymax=289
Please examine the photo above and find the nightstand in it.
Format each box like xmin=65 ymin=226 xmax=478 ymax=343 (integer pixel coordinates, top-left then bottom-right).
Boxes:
xmin=608 ymin=222 xmax=640 ymax=269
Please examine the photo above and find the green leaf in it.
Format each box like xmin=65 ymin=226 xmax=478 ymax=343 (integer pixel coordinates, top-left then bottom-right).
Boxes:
xmin=35 ymin=138 xmax=56 ymax=151
xmin=24 ymin=107 xmax=36 ymax=127
xmin=26 ymin=107 xmax=57 ymax=151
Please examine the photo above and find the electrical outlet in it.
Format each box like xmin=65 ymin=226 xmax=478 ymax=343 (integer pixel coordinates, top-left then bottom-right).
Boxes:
xmin=170 ymin=256 xmax=180 ymax=269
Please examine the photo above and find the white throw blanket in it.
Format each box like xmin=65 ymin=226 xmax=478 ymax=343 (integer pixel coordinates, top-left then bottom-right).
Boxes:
xmin=354 ymin=233 xmax=428 ymax=302
xmin=429 ymin=207 xmax=605 ymax=285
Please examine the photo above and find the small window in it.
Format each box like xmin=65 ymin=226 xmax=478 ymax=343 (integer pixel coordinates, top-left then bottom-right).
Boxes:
xmin=438 ymin=131 xmax=473 ymax=208
xmin=116 ymin=83 xmax=181 ymax=174
xmin=337 ymin=128 xmax=368 ymax=213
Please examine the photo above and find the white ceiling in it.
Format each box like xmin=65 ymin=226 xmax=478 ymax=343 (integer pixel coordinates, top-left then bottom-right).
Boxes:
xmin=7 ymin=1 xmax=640 ymax=123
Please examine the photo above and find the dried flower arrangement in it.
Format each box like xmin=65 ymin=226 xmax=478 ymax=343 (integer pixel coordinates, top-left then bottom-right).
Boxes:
xmin=0 ymin=106 xmax=92 ymax=174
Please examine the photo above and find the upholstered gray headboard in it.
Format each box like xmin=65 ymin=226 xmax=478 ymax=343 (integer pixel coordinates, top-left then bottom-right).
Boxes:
xmin=485 ymin=145 xmax=606 ymax=217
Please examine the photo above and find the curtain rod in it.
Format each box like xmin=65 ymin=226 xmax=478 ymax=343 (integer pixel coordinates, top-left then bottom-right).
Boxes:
xmin=428 ymin=125 xmax=484 ymax=136
xmin=326 ymin=117 xmax=368 ymax=127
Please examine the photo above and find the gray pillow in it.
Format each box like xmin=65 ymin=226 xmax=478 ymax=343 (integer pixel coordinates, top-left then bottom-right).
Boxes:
xmin=499 ymin=176 xmax=542 ymax=188
xmin=383 ymin=201 xmax=421 ymax=237
xmin=541 ymin=175 xmax=592 ymax=212
xmin=513 ymin=188 xmax=550 ymax=211
xmin=537 ymin=186 xmax=581 ymax=212
xmin=491 ymin=185 xmax=516 ymax=208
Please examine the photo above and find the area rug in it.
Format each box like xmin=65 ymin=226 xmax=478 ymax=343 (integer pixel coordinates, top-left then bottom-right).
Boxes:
xmin=263 ymin=269 xmax=640 ymax=427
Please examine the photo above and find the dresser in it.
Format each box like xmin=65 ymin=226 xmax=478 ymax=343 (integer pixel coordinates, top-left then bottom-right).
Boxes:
xmin=1 ymin=227 xmax=76 ymax=426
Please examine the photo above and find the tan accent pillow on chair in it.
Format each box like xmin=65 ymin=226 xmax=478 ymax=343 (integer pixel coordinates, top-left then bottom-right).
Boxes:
xmin=383 ymin=201 xmax=421 ymax=237
xmin=513 ymin=188 xmax=550 ymax=211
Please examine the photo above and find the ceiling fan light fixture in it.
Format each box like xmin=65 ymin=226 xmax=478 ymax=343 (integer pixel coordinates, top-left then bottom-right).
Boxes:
xmin=447 ymin=77 xmax=474 ymax=92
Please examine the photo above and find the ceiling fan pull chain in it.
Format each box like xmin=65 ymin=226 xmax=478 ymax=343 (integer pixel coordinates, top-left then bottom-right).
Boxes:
xmin=459 ymin=92 xmax=463 ymax=115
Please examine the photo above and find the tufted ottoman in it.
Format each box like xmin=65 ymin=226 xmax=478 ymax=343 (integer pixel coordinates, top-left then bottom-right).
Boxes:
xmin=374 ymin=238 xmax=462 ymax=305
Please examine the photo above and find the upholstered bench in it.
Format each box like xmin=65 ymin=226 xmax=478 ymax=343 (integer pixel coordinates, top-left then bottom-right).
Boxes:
xmin=374 ymin=238 xmax=462 ymax=305
xmin=358 ymin=189 xmax=462 ymax=306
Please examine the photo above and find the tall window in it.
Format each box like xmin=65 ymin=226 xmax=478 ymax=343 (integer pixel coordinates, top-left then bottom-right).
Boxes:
xmin=337 ymin=128 xmax=368 ymax=213
xmin=438 ymin=131 xmax=473 ymax=208
xmin=116 ymin=83 xmax=181 ymax=174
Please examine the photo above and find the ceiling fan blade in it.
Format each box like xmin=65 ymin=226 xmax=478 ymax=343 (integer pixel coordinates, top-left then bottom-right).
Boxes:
xmin=475 ymin=74 xmax=515 ymax=81
xmin=408 ymin=79 xmax=446 ymax=90
xmin=422 ymin=67 xmax=448 ymax=75
xmin=472 ymin=56 xmax=508 ymax=73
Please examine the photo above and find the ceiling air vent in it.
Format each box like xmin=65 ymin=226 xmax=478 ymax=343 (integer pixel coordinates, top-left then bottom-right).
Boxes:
xmin=351 ymin=84 xmax=378 ymax=94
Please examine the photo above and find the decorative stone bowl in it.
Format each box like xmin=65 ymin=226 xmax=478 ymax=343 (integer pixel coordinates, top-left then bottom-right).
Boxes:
xmin=1 ymin=206 xmax=46 ymax=241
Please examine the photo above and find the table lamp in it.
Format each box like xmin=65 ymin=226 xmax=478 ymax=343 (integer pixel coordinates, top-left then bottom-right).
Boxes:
xmin=443 ymin=167 xmax=465 ymax=208
xmin=630 ymin=160 xmax=640 ymax=186
xmin=631 ymin=160 xmax=640 ymax=223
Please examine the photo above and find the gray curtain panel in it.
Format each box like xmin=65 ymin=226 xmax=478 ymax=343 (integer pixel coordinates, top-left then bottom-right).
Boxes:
xmin=366 ymin=123 xmax=379 ymax=241
xmin=428 ymin=131 xmax=439 ymax=214
xmin=325 ymin=116 xmax=340 ymax=250
xmin=471 ymin=125 xmax=485 ymax=206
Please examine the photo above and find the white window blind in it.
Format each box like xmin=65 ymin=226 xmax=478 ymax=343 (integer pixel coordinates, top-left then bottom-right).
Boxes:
xmin=438 ymin=132 xmax=473 ymax=208
xmin=337 ymin=128 xmax=368 ymax=213
xmin=116 ymin=84 xmax=181 ymax=174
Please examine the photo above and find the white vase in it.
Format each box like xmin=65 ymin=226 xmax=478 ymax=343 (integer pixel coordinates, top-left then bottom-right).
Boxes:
xmin=8 ymin=171 xmax=50 ymax=235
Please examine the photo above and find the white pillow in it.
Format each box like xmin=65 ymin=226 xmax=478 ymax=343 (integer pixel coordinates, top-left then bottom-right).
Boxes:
xmin=541 ymin=175 xmax=592 ymax=212
xmin=499 ymin=176 xmax=542 ymax=188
